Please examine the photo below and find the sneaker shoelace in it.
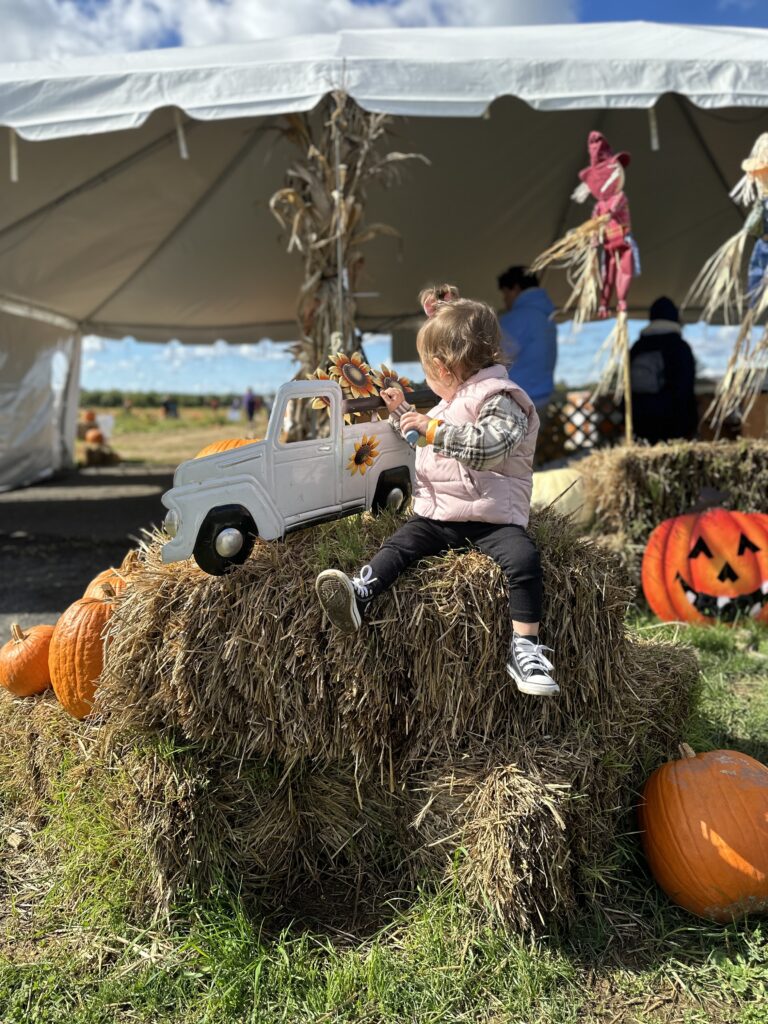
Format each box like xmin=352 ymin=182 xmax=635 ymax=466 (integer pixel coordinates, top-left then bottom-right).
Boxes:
xmin=351 ymin=564 xmax=377 ymax=602
xmin=513 ymin=636 xmax=555 ymax=677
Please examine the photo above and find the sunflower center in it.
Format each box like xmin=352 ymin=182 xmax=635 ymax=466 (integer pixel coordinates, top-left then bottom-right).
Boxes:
xmin=343 ymin=364 xmax=368 ymax=386
xmin=354 ymin=444 xmax=373 ymax=464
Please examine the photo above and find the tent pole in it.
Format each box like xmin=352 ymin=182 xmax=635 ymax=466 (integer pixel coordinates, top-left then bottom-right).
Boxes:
xmin=621 ymin=313 xmax=633 ymax=444
xmin=9 ymin=128 xmax=18 ymax=183
xmin=174 ymin=109 xmax=190 ymax=160
xmin=333 ymin=98 xmax=346 ymax=346
xmin=648 ymin=107 xmax=660 ymax=152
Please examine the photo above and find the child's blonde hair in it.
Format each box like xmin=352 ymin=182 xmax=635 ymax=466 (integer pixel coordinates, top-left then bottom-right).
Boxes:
xmin=417 ymin=284 xmax=506 ymax=382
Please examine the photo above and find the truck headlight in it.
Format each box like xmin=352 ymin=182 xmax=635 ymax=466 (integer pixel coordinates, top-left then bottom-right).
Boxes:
xmin=163 ymin=509 xmax=180 ymax=538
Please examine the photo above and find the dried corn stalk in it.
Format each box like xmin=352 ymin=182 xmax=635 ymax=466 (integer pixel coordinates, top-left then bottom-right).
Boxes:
xmin=271 ymin=91 xmax=427 ymax=438
xmin=530 ymin=215 xmax=609 ymax=325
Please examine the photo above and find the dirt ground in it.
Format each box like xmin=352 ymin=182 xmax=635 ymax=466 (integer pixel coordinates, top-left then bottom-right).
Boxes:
xmin=0 ymin=463 xmax=174 ymax=634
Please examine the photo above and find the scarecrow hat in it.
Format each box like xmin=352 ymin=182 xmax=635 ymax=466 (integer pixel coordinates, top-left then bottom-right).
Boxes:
xmin=578 ymin=131 xmax=631 ymax=194
xmin=742 ymin=133 xmax=768 ymax=175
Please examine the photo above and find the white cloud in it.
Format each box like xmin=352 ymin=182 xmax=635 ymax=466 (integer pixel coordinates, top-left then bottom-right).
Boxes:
xmin=0 ymin=0 xmax=576 ymax=63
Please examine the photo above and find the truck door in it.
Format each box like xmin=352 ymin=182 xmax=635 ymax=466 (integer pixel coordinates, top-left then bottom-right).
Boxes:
xmin=269 ymin=389 xmax=340 ymax=524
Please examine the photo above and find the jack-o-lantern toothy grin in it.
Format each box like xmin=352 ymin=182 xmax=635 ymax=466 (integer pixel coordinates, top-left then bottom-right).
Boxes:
xmin=675 ymin=572 xmax=768 ymax=622
xmin=642 ymin=508 xmax=768 ymax=625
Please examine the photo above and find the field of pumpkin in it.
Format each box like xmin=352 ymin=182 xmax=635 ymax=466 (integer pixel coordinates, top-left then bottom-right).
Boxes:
xmin=1 ymin=435 xmax=768 ymax=1023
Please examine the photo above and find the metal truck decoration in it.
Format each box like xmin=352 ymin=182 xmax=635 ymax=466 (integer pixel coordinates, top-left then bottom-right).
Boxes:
xmin=161 ymin=379 xmax=435 ymax=575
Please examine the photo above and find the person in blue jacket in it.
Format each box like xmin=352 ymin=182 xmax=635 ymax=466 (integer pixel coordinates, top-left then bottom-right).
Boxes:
xmin=497 ymin=266 xmax=558 ymax=414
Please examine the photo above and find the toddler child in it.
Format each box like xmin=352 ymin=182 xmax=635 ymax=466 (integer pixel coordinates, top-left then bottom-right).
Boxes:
xmin=315 ymin=284 xmax=558 ymax=696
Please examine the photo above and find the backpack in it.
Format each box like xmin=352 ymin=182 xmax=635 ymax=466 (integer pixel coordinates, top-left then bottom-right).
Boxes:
xmin=630 ymin=349 xmax=666 ymax=395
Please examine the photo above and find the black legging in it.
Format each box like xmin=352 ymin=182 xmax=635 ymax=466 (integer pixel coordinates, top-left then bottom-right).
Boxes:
xmin=360 ymin=515 xmax=542 ymax=623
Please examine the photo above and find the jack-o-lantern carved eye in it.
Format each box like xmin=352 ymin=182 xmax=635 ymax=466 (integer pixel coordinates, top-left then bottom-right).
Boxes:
xmin=717 ymin=562 xmax=739 ymax=583
xmin=689 ymin=537 xmax=713 ymax=560
xmin=738 ymin=533 xmax=760 ymax=556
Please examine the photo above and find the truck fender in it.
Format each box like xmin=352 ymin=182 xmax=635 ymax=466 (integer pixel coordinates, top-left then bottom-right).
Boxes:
xmin=161 ymin=476 xmax=284 ymax=563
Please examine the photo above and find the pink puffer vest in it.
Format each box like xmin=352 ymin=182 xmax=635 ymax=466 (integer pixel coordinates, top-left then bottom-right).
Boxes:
xmin=413 ymin=364 xmax=539 ymax=526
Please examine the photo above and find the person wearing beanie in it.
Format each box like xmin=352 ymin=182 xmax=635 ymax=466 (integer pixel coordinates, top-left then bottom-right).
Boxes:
xmin=497 ymin=266 xmax=558 ymax=413
xmin=628 ymin=296 xmax=698 ymax=444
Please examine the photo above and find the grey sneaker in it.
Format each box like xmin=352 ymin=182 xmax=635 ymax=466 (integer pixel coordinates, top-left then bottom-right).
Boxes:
xmin=316 ymin=566 xmax=379 ymax=633
xmin=316 ymin=570 xmax=361 ymax=633
xmin=506 ymin=634 xmax=560 ymax=696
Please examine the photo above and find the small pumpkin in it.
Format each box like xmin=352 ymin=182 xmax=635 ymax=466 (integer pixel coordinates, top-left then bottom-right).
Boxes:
xmin=194 ymin=438 xmax=260 ymax=459
xmin=0 ymin=623 xmax=55 ymax=696
xmin=84 ymin=427 xmax=105 ymax=445
xmin=83 ymin=550 xmax=139 ymax=599
xmin=642 ymin=508 xmax=768 ymax=624
xmin=48 ymin=586 xmax=115 ymax=719
xmin=638 ymin=744 xmax=768 ymax=922
xmin=82 ymin=409 xmax=97 ymax=424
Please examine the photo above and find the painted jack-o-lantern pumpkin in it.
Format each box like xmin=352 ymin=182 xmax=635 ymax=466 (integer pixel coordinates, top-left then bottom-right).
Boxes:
xmin=642 ymin=509 xmax=768 ymax=624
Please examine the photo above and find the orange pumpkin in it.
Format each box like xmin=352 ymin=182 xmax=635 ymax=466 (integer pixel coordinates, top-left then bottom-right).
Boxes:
xmin=84 ymin=427 xmax=105 ymax=445
xmin=48 ymin=586 xmax=115 ymax=719
xmin=82 ymin=409 xmax=97 ymax=424
xmin=194 ymin=437 xmax=260 ymax=459
xmin=83 ymin=550 xmax=138 ymax=599
xmin=0 ymin=623 xmax=55 ymax=696
xmin=642 ymin=509 xmax=768 ymax=625
xmin=638 ymin=744 xmax=768 ymax=922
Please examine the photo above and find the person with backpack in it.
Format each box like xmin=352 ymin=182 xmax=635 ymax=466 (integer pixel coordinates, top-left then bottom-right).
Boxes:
xmin=628 ymin=296 xmax=698 ymax=444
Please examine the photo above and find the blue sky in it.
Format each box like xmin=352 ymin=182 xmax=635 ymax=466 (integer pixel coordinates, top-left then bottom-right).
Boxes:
xmin=79 ymin=322 xmax=744 ymax=397
xmin=580 ymin=1 xmax=764 ymax=27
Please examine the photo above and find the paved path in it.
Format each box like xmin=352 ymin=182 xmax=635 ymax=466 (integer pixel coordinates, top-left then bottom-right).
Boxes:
xmin=0 ymin=464 xmax=174 ymax=633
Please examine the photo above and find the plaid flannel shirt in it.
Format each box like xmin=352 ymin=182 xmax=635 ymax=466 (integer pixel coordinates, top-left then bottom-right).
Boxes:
xmin=389 ymin=393 xmax=529 ymax=470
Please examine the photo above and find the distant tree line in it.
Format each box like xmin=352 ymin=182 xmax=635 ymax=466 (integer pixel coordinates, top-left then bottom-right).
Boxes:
xmin=80 ymin=390 xmax=244 ymax=408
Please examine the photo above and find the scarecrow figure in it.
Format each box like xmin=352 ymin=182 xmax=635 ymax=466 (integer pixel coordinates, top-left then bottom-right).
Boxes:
xmin=530 ymin=131 xmax=638 ymax=440
xmin=531 ymin=130 xmax=636 ymax=326
xmin=686 ymin=133 xmax=768 ymax=430
xmin=576 ymin=131 xmax=635 ymax=318
xmin=742 ymin=134 xmax=768 ymax=307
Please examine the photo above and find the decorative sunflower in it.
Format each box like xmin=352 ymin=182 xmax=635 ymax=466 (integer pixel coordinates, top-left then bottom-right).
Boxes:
xmin=347 ymin=434 xmax=380 ymax=476
xmin=373 ymin=363 xmax=414 ymax=393
xmin=329 ymin=351 xmax=378 ymax=399
xmin=307 ymin=367 xmax=331 ymax=410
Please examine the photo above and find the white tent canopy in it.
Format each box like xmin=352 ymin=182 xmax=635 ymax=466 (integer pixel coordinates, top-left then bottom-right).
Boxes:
xmin=1 ymin=22 xmax=767 ymax=488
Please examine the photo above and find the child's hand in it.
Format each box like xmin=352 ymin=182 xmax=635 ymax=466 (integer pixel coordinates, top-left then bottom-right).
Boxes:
xmin=400 ymin=411 xmax=430 ymax=437
xmin=380 ymin=387 xmax=406 ymax=413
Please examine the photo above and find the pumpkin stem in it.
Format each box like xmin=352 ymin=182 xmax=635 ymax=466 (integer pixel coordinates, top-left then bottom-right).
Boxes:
xmin=10 ymin=623 xmax=25 ymax=643
xmin=678 ymin=742 xmax=697 ymax=759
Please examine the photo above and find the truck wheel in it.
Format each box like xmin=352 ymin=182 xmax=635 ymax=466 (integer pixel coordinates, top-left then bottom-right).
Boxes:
xmin=193 ymin=504 xmax=257 ymax=576
xmin=372 ymin=468 xmax=411 ymax=515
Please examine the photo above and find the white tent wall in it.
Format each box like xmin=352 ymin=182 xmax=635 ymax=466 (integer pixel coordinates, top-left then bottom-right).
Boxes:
xmin=0 ymin=310 xmax=79 ymax=492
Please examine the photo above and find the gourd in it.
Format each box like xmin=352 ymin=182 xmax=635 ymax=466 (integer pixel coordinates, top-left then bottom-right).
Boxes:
xmin=638 ymin=744 xmax=768 ymax=921
xmin=83 ymin=550 xmax=138 ymax=598
xmin=194 ymin=438 xmax=259 ymax=459
xmin=0 ymin=623 xmax=54 ymax=696
xmin=48 ymin=586 xmax=115 ymax=719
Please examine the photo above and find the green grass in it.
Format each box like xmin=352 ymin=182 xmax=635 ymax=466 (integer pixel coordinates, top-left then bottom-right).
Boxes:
xmin=2 ymin=614 xmax=768 ymax=1023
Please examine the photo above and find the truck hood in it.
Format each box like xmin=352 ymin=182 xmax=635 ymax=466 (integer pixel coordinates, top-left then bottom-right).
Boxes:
xmin=172 ymin=440 xmax=267 ymax=487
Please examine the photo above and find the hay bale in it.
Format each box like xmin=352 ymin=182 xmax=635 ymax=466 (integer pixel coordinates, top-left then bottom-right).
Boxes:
xmin=0 ymin=691 xmax=411 ymax=925
xmin=99 ymin=506 xmax=671 ymax=778
xmin=581 ymin=440 xmax=768 ymax=544
xmin=3 ymin=502 xmax=699 ymax=934
xmin=2 ymin=627 xmax=696 ymax=932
